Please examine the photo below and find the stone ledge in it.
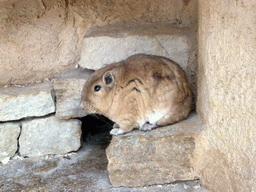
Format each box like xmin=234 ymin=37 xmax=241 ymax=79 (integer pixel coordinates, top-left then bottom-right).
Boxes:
xmin=84 ymin=21 xmax=192 ymax=37
xmin=0 ymin=81 xmax=55 ymax=122
xmin=51 ymin=68 xmax=94 ymax=119
xmin=106 ymin=112 xmax=202 ymax=187
xmin=79 ymin=22 xmax=195 ymax=73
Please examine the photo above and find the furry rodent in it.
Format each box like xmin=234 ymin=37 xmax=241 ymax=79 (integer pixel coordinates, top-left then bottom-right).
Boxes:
xmin=81 ymin=54 xmax=193 ymax=135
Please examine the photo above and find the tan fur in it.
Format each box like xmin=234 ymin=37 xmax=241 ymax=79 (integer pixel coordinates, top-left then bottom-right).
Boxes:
xmin=81 ymin=54 xmax=193 ymax=135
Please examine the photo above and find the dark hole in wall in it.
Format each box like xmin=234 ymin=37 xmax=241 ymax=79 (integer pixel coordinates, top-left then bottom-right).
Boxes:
xmin=80 ymin=114 xmax=114 ymax=149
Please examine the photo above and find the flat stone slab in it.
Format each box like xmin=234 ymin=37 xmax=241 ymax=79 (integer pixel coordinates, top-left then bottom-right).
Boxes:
xmin=19 ymin=115 xmax=82 ymax=157
xmin=79 ymin=22 xmax=193 ymax=71
xmin=0 ymin=130 xmax=209 ymax=192
xmin=0 ymin=122 xmax=20 ymax=162
xmin=106 ymin=112 xmax=202 ymax=187
xmin=0 ymin=81 xmax=55 ymax=122
xmin=51 ymin=68 xmax=94 ymax=119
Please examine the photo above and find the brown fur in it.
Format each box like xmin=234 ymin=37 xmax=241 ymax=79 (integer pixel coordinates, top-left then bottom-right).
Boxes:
xmin=81 ymin=54 xmax=193 ymax=135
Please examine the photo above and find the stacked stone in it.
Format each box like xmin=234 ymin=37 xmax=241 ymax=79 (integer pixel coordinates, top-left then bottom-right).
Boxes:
xmin=0 ymin=68 xmax=93 ymax=162
xmin=0 ymin=22 xmax=200 ymax=187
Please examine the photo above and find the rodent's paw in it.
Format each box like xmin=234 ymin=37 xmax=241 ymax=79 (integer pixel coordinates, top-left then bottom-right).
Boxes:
xmin=110 ymin=128 xmax=126 ymax=135
xmin=140 ymin=123 xmax=157 ymax=131
xmin=113 ymin=123 xmax=120 ymax=129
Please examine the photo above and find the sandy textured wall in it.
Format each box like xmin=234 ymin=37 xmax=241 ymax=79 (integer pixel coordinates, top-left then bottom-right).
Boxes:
xmin=0 ymin=0 xmax=197 ymax=86
xmin=196 ymin=1 xmax=256 ymax=191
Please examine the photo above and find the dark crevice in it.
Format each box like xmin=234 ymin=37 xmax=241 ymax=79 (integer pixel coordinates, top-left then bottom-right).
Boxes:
xmin=79 ymin=114 xmax=114 ymax=149
xmin=0 ymin=112 xmax=56 ymax=124
xmin=14 ymin=124 xmax=22 ymax=157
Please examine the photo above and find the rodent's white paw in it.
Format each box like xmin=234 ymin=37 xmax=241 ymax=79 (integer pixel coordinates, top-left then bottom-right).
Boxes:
xmin=141 ymin=123 xmax=156 ymax=131
xmin=110 ymin=128 xmax=126 ymax=135
xmin=113 ymin=123 xmax=120 ymax=129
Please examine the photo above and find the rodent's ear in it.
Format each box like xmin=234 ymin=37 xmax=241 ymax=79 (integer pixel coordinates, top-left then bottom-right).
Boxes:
xmin=103 ymin=72 xmax=114 ymax=86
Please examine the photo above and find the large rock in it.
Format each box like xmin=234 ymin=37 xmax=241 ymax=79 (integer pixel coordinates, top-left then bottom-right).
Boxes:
xmin=19 ymin=115 xmax=82 ymax=157
xmin=0 ymin=81 xmax=55 ymax=122
xmin=79 ymin=22 xmax=197 ymax=91
xmin=79 ymin=22 xmax=195 ymax=71
xmin=51 ymin=68 xmax=94 ymax=119
xmin=106 ymin=112 xmax=202 ymax=187
xmin=0 ymin=122 xmax=20 ymax=162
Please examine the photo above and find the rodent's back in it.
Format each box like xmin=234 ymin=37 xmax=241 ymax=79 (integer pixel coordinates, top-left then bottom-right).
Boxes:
xmin=120 ymin=54 xmax=192 ymax=103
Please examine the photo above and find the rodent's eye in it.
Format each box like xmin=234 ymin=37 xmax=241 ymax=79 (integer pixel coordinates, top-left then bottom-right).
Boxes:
xmin=94 ymin=85 xmax=101 ymax=92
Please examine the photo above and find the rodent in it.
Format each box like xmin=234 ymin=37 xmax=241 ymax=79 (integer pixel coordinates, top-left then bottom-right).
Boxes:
xmin=81 ymin=54 xmax=193 ymax=135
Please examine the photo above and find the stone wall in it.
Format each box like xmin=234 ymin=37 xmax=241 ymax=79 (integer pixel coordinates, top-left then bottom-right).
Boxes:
xmin=0 ymin=69 xmax=92 ymax=162
xmin=195 ymin=1 xmax=256 ymax=191
xmin=0 ymin=0 xmax=197 ymax=86
xmin=0 ymin=0 xmax=198 ymax=167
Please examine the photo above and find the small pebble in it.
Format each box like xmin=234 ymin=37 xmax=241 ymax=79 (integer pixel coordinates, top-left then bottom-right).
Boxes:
xmin=75 ymin=64 xmax=81 ymax=69
xmin=63 ymin=154 xmax=71 ymax=159
xmin=12 ymin=156 xmax=25 ymax=161
xmin=183 ymin=184 xmax=189 ymax=189
xmin=1 ymin=157 xmax=10 ymax=165
xmin=193 ymin=184 xmax=201 ymax=189
xmin=14 ymin=84 xmax=23 ymax=87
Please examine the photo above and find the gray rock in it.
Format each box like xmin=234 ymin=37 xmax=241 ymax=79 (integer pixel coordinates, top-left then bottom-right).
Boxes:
xmin=0 ymin=132 xmax=209 ymax=192
xmin=19 ymin=115 xmax=82 ymax=157
xmin=0 ymin=122 xmax=20 ymax=161
xmin=0 ymin=82 xmax=55 ymax=122
xmin=51 ymin=68 xmax=94 ymax=119
xmin=79 ymin=22 xmax=192 ymax=71
xmin=106 ymin=112 xmax=202 ymax=187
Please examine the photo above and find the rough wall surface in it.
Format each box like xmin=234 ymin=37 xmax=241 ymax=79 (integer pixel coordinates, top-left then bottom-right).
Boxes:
xmin=0 ymin=81 xmax=55 ymax=121
xmin=19 ymin=115 xmax=82 ymax=157
xmin=0 ymin=123 xmax=20 ymax=161
xmin=0 ymin=0 xmax=197 ymax=86
xmin=196 ymin=1 xmax=256 ymax=191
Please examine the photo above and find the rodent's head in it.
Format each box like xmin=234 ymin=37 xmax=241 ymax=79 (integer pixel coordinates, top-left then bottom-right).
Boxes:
xmin=81 ymin=66 xmax=118 ymax=116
